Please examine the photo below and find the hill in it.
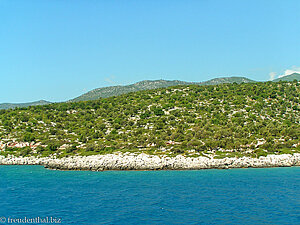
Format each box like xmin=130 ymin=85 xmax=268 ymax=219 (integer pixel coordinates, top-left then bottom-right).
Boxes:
xmin=0 ymin=81 xmax=299 ymax=159
xmin=273 ymin=73 xmax=300 ymax=82
xmin=0 ymin=76 xmax=254 ymax=109
xmin=200 ymin=76 xmax=254 ymax=86
xmin=3 ymin=74 xmax=298 ymax=109
xmin=71 ymin=76 xmax=254 ymax=102
xmin=70 ymin=80 xmax=191 ymax=102
xmin=0 ymin=100 xmax=51 ymax=110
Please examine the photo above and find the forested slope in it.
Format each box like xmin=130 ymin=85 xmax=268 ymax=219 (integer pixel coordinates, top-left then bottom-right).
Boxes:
xmin=0 ymin=81 xmax=299 ymax=158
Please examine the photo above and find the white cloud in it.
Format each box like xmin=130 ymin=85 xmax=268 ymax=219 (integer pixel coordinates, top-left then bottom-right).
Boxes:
xmin=279 ymin=66 xmax=300 ymax=78
xmin=269 ymin=72 xmax=276 ymax=81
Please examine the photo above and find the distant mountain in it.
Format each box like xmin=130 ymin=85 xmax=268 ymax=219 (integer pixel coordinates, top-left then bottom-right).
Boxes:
xmin=273 ymin=73 xmax=300 ymax=82
xmin=0 ymin=100 xmax=51 ymax=110
xmin=200 ymin=76 xmax=254 ymax=86
xmin=70 ymin=80 xmax=191 ymax=102
xmin=1 ymin=76 xmax=254 ymax=109
xmin=2 ymin=74 xmax=293 ymax=109
xmin=71 ymin=76 xmax=254 ymax=102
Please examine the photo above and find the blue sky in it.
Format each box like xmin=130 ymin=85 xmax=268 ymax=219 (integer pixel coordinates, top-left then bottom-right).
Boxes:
xmin=1 ymin=0 xmax=300 ymax=103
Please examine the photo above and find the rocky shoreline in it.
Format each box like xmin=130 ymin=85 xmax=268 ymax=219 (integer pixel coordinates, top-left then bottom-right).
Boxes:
xmin=0 ymin=153 xmax=300 ymax=171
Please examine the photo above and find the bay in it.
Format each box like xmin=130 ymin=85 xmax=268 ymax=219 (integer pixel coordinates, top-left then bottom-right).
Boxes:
xmin=0 ymin=166 xmax=299 ymax=224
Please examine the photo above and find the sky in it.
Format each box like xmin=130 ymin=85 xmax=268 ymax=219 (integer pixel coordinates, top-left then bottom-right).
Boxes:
xmin=1 ymin=0 xmax=300 ymax=103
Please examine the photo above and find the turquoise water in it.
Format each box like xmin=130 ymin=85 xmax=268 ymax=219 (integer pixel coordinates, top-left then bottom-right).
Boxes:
xmin=0 ymin=166 xmax=299 ymax=225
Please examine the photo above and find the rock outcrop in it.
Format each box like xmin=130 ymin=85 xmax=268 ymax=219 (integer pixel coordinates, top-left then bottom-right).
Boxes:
xmin=0 ymin=153 xmax=300 ymax=171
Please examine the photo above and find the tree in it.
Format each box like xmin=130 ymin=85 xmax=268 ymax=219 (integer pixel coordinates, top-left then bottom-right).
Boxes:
xmin=23 ymin=133 xmax=35 ymax=142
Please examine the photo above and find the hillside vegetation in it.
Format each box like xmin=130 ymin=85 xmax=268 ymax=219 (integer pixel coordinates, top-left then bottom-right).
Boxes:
xmin=0 ymin=81 xmax=299 ymax=159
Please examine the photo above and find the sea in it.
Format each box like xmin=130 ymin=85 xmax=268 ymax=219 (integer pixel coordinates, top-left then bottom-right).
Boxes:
xmin=0 ymin=166 xmax=299 ymax=225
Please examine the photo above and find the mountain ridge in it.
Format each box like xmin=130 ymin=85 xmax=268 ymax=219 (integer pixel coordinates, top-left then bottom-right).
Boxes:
xmin=70 ymin=76 xmax=254 ymax=102
xmin=273 ymin=73 xmax=300 ymax=82
xmin=0 ymin=100 xmax=51 ymax=110
xmin=1 ymin=73 xmax=299 ymax=110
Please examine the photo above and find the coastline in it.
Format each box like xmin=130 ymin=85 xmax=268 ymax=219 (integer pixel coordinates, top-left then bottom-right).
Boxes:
xmin=0 ymin=153 xmax=300 ymax=171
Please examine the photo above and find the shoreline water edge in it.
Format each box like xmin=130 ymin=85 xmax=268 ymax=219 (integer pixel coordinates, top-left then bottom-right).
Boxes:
xmin=0 ymin=153 xmax=300 ymax=171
